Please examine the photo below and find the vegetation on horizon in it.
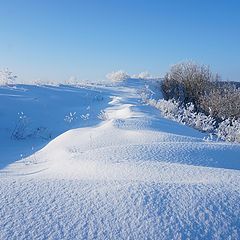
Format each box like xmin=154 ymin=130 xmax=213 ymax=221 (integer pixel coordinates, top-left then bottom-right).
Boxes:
xmin=152 ymin=62 xmax=240 ymax=142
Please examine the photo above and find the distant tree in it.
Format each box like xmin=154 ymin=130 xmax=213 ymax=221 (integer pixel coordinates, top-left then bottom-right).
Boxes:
xmin=106 ymin=70 xmax=130 ymax=82
xmin=0 ymin=69 xmax=17 ymax=85
xmin=132 ymin=71 xmax=151 ymax=79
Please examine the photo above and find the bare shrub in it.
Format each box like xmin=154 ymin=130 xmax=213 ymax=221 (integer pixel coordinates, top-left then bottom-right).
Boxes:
xmin=162 ymin=62 xmax=218 ymax=110
xmin=161 ymin=61 xmax=240 ymax=121
xmin=200 ymin=84 xmax=240 ymax=120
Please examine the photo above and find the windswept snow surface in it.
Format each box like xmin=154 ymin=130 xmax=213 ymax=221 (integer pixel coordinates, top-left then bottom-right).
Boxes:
xmin=0 ymin=79 xmax=240 ymax=239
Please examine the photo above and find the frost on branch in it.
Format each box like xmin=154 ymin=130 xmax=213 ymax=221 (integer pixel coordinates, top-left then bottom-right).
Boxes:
xmin=64 ymin=112 xmax=77 ymax=123
xmin=216 ymin=118 xmax=240 ymax=143
xmin=97 ymin=110 xmax=109 ymax=121
xmin=146 ymin=97 xmax=240 ymax=143
xmin=147 ymin=99 xmax=216 ymax=132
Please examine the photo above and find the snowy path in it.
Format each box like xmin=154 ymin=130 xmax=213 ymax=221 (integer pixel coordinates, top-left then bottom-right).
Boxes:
xmin=0 ymin=81 xmax=240 ymax=239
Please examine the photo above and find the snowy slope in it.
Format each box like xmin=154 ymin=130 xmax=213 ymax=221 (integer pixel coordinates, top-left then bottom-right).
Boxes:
xmin=0 ymin=84 xmax=110 ymax=169
xmin=0 ymin=79 xmax=240 ymax=239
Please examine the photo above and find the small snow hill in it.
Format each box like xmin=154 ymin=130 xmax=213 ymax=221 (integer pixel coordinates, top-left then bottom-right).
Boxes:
xmin=0 ymin=79 xmax=240 ymax=240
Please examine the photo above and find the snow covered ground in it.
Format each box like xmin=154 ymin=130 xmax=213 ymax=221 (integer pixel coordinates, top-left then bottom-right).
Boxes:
xmin=0 ymin=79 xmax=240 ymax=239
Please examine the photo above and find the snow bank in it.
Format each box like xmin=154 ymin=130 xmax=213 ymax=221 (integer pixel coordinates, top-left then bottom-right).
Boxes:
xmin=0 ymin=78 xmax=240 ymax=239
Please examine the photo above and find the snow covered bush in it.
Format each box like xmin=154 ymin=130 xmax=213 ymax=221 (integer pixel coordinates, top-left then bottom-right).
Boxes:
xmin=180 ymin=103 xmax=216 ymax=132
xmin=162 ymin=62 xmax=240 ymax=121
xmin=0 ymin=69 xmax=17 ymax=85
xmin=106 ymin=70 xmax=130 ymax=82
xmin=146 ymin=97 xmax=240 ymax=143
xmin=147 ymin=99 xmax=216 ymax=132
xmin=158 ymin=62 xmax=240 ymax=143
xmin=148 ymin=99 xmax=180 ymax=121
xmin=216 ymin=118 xmax=240 ymax=143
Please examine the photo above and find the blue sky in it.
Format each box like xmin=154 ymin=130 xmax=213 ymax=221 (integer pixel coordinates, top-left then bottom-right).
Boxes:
xmin=0 ymin=0 xmax=240 ymax=82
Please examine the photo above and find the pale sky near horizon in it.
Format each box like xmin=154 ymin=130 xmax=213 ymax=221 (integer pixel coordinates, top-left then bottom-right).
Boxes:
xmin=0 ymin=0 xmax=240 ymax=82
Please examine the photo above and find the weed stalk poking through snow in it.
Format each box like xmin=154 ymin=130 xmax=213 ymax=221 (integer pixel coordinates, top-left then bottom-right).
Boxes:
xmin=11 ymin=112 xmax=30 ymax=140
xmin=64 ymin=112 xmax=77 ymax=124
xmin=97 ymin=110 xmax=109 ymax=121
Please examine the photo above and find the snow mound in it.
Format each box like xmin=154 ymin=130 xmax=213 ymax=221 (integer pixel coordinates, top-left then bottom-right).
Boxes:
xmin=0 ymin=79 xmax=240 ymax=239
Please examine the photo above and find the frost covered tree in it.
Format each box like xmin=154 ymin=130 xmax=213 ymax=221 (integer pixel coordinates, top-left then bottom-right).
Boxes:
xmin=106 ymin=70 xmax=130 ymax=82
xmin=0 ymin=69 xmax=17 ymax=85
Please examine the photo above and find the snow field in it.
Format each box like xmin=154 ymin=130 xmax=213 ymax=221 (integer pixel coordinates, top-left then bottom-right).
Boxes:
xmin=0 ymin=79 xmax=240 ymax=239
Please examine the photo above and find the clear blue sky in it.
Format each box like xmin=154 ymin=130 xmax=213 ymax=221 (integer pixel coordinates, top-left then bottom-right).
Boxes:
xmin=0 ymin=0 xmax=240 ymax=82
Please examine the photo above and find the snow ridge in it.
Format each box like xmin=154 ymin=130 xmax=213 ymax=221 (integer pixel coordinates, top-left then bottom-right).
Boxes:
xmin=0 ymin=79 xmax=240 ymax=239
